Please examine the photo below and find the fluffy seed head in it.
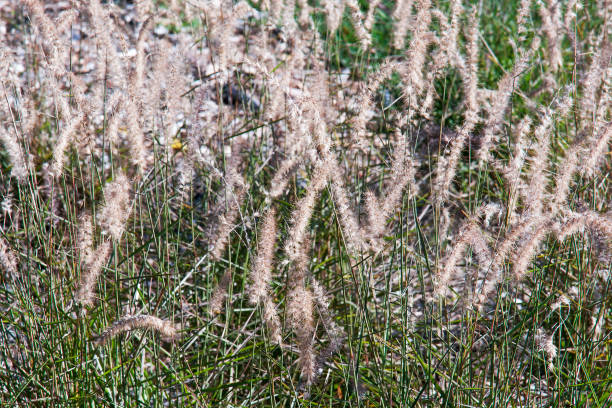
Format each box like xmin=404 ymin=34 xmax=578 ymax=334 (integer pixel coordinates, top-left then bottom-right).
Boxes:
xmin=93 ymin=315 xmax=180 ymax=346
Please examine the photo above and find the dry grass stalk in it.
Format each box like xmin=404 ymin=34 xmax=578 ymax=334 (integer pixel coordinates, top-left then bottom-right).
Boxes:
xmin=346 ymin=0 xmax=370 ymax=48
xmin=352 ymin=60 xmax=400 ymax=150
xmin=209 ymin=142 xmax=248 ymax=261
xmin=74 ymin=213 xmax=115 ymax=307
xmin=535 ymin=328 xmax=557 ymax=371
xmin=209 ymin=270 xmax=233 ymax=316
xmin=282 ymin=159 xmax=332 ymax=385
xmin=249 ymin=207 xmax=278 ymax=305
xmin=212 ymin=2 xmax=252 ymax=73
xmin=93 ymin=315 xmax=179 ymax=346
xmin=579 ymin=30 xmax=611 ymax=126
xmin=325 ymin=1 xmax=344 ymax=34
xmin=520 ymin=92 xmax=571 ymax=214
xmin=582 ymin=122 xmax=612 ymax=177
xmin=538 ymin=0 xmax=563 ymax=72
xmin=474 ymin=217 xmax=539 ymax=308
xmin=563 ymin=0 xmax=580 ymax=55
xmin=51 ymin=112 xmax=84 ymax=175
xmin=76 ymin=214 xmax=94 ymax=262
xmin=287 ymin=285 xmax=316 ymax=387
xmin=133 ymin=16 xmax=155 ymax=94
xmin=434 ymin=0 xmax=462 ymax=68
xmin=23 ymin=0 xmax=82 ymax=176
xmin=105 ymin=94 xmax=124 ymax=150
xmin=477 ymin=38 xmax=539 ymax=165
xmin=517 ymin=0 xmax=533 ymax=41
xmin=550 ymin=145 xmax=579 ymax=214
xmin=554 ymin=211 xmax=612 ymax=242
xmin=284 ymin=163 xmax=330 ymax=262
xmin=268 ymin=156 xmax=303 ymax=200
xmin=401 ymin=0 xmax=433 ymax=116
xmin=393 ymin=0 xmax=416 ymax=49
xmin=286 ymin=233 xmax=316 ymax=388
xmin=0 ymin=231 xmax=18 ymax=276
xmin=88 ymin=0 xmax=127 ymax=91
xmin=326 ymin=158 xmax=365 ymax=253
xmin=311 ymin=278 xmax=345 ymax=378
xmin=523 ymin=109 xmax=556 ymax=215
xmin=502 ymin=116 xmax=532 ymax=219
xmin=0 ymin=111 xmax=29 ymax=182
xmin=261 ymin=297 xmax=282 ymax=344
xmin=88 ymin=0 xmax=150 ymax=170
xmin=267 ymin=0 xmax=283 ymax=20
xmin=248 ymin=207 xmax=282 ymax=343
xmin=511 ymin=220 xmax=552 ymax=280
xmin=364 ymin=0 xmax=382 ymax=34
xmin=433 ymin=10 xmax=479 ymax=205
xmin=23 ymin=0 xmax=70 ymax=68
xmin=76 ymin=240 xmax=111 ymax=307
xmin=366 ymin=128 xmax=418 ymax=250
xmin=98 ymin=172 xmax=132 ymax=241
xmin=0 ymin=48 xmax=30 ymax=181
xmin=436 ymin=221 xmax=491 ymax=297
xmin=296 ymin=0 xmax=312 ymax=27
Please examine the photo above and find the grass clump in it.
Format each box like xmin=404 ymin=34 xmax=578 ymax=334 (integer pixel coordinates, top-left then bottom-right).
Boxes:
xmin=0 ymin=0 xmax=610 ymax=406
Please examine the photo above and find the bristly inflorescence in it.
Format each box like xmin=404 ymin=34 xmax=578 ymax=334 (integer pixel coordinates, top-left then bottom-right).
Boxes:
xmin=93 ymin=315 xmax=180 ymax=347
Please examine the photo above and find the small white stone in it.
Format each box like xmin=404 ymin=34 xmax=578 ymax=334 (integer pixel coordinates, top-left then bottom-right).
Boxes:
xmin=154 ymin=25 xmax=169 ymax=36
xmin=123 ymin=48 xmax=137 ymax=58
